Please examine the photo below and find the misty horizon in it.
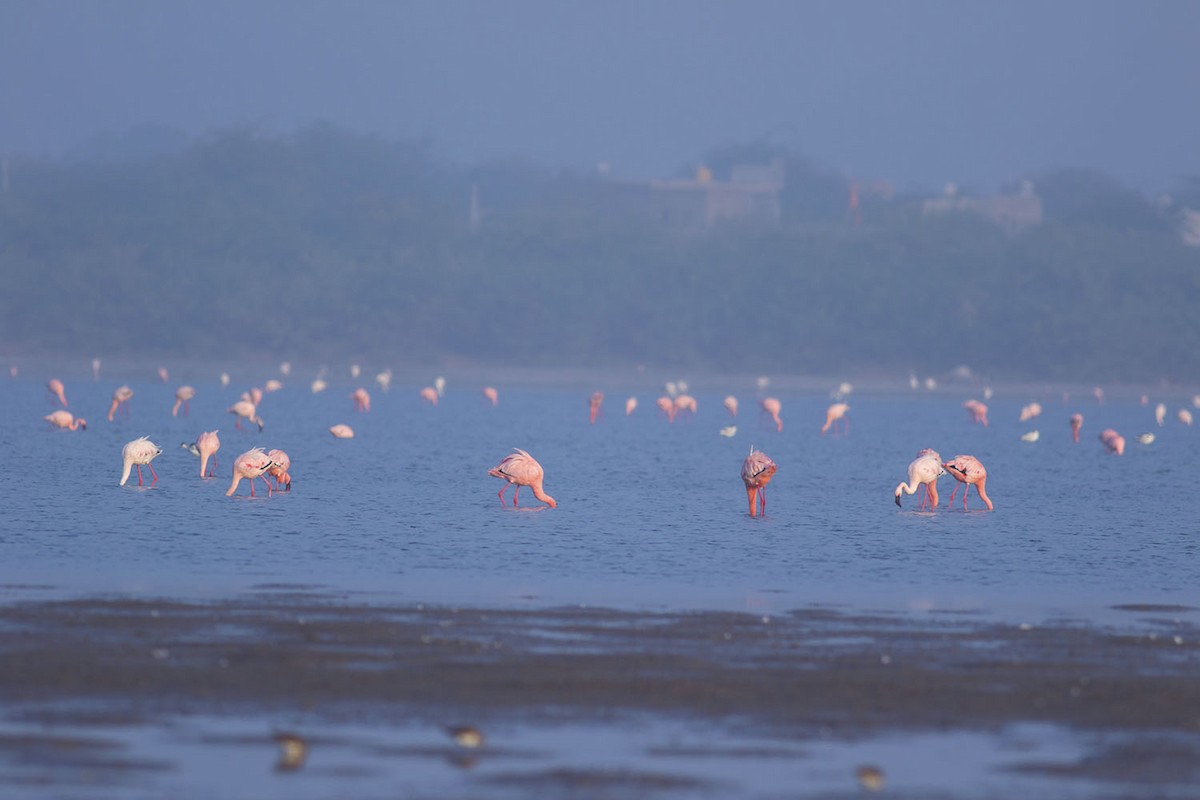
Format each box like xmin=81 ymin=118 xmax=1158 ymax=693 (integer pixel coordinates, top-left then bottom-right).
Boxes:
xmin=3 ymin=1 xmax=1200 ymax=194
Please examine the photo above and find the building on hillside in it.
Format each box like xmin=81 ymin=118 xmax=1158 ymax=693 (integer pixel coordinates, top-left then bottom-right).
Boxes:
xmin=606 ymin=159 xmax=784 ymax=229
xmin=922 ymin=181 xmax=1043 ymax=232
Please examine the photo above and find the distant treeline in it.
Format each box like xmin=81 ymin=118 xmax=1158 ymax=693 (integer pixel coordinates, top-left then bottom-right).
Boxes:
xmin=2 ymin=124 xmax=1199 ymax=382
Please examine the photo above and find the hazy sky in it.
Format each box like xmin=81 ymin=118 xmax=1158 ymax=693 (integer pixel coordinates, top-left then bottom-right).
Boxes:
xmin=3 ymin=0 xmax=1198 ymax=191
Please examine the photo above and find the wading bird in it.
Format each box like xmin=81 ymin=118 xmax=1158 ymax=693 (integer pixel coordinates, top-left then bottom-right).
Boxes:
xmin=1070 ymin=413 xmax=1083 ymax=443
xmin=821 ymin=403 xmax=849 ymax=435
xmin=1098 ymin=429 xmax=1125 ymax=455
xmin=943 ymin=455 xmax=993 ymax=511
xmin=741 ymin=447 xmax=777 ymax=517
xmin=180 ymin=430 xmax=220 ymax=477
xmin=108 ymin=385 xmax=134 ymax=421
xmin=226 ymin=448 xmax=275 ymax=497
xmin=488 ymin=448 xmax=557 ymax=508
xmin=228 ymin=400 xmax=263 ymax=432
xmin=266 ymin=449 xmax=291 ymax=491
xmin=761 ymin=398 xmax=782 ymax=432
xmin=44 ymin=410 xmax=86 ymax=431
xmin=351 ymin=387 xmax=371 ymax=412
xmin=329 ymin=424 xmax=354 ymax=438
xmin=47 ymin=378 xmax=68 ymax=407
xmin=172 ymin=385 xmax=195 ymax=417
xmin=895 ymin=450 xmax=944 ymax=509
xmin=120 ymin=437 xmax=163 ymax=487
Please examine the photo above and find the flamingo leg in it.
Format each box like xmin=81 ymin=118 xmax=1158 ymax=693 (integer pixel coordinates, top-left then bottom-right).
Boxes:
xmin=928 ymin=482 xmax=939 ymax=509
xmin=135 ymin=465 xmax=143 ymax=486
xmin=249 ymin=478 xmax=256 ymax=497
xmin=962 ymin=483 xmax=971 ymax=510
xmin=497 ymin=484 xmax=509 ymax=506
xmin=759 ymin=486 xmax=767 ymax=515
xmin=948 ymin=483 xmax=959 ymax=508
xmin=513 ymin=485 xmax=521 ymax=507
xmin=259 ymin=476 xmax=273 ymax=496
xmin=149 ymin=464 xmax=158 ymax=486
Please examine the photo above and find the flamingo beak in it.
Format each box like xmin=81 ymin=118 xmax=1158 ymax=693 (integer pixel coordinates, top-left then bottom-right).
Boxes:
xmin=895 ymin=494 xmax=902 ymax=507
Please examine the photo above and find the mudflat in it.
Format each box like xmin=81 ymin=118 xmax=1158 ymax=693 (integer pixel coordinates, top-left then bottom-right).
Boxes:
xmin=0 ymin=590 xmax=1197 ymax=796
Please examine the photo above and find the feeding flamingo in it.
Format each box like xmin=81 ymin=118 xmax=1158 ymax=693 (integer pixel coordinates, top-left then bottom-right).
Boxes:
xmin=761 ymin=398 xmax=783 ymax=432
xmin=119 ymin=437 xmax=163 ymax=487
xmin=228 ymin=400 xmax=263 ymax=432
xmin=589 ymin=392 xmax=604 ymax=424
xmin=483 ymin=387 xmax=499 ymax=406
xmin=351 ymin=388 xmax=371 ymax=412
xmin=47 ymin=379 xmax=68 ymax=407
xmin=188 ymin=430 xmax=221 ymax=477
xmin=943 ymin=455 xmax=993 ymax=511
xmin=226 ymin=447 xmax=275 ymax=497
xmin=674 ymin=394 xmax=697 ymax=419
xmin=895 ymin=450 xmax=944 ymax=509
xmin=420 ymin=387 xmax=438 ymax=406
xmin=1098 ymin=429 xmax=1125 ymax=455
xmin=1019 ymin=402 xmax=1042 ymax=422
xmin=329 ymin=424 xmax=355 ymax=438
xmin=266 ymin=449 xmax=291 ymax=491
xmin=741 ymin=447 xmax=777 ymax=517
xmin=488 ymin=448 xmax=557 ymax=508
xmin=656 ymin=396 xmax=676 ymax=422
xmin=821 ymin=403 xmax=849 ymax=435
xmin=108 ymin=385 xmax=134 ymax=421
xmin=963 ymin=400 xmax=988 ymax=427
xmin=625 ymin=397 xmax=637 ymax=416
xmin=1070 ymin=413 xmax=1083 ymax=443
xmin=723 ymin=396 xmax=738 ymax=417
xmin=44 ymin=410 xmax=86 ymax=431
xmin=172 ymin=385 xmax=196 ymax=417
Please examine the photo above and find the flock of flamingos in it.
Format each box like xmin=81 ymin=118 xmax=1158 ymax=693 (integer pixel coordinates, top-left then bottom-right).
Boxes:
xmin=33 ymin=362 xmax=1198 ymax=517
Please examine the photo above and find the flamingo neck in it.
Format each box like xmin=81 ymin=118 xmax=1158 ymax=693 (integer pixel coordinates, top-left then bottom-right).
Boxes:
xmin=531 ymin=485 xmax=557 ymax=508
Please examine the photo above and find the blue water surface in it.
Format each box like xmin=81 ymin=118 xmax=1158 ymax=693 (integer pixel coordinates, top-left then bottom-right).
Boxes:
xmin=4 ymin=365 xmax=1197 ymax=620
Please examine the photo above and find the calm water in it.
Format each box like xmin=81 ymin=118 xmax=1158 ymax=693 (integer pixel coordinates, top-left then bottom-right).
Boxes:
xmin=4 ymin=366 xmax=1198 ymax=619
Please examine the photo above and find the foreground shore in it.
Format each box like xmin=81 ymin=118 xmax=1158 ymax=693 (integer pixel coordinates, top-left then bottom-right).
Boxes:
xmin=0 ymin=591 xmax=1197 ymax=797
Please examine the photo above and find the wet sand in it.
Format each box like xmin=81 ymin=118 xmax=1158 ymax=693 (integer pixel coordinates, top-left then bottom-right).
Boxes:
xmin=0 ymin=590 xmax=1197 ymax=796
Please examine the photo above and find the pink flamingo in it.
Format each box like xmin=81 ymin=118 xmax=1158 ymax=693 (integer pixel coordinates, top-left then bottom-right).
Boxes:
xmin=266 ymin=449 xmax=291 ymax=491
xmin=674 ymin=394 xmax=697 ymax=420
xmin=329 ymin=424 xmax=355 ymax=438
xmin=589 ymin=392 xmax=604 ymax=424
xmin=351 ymin=387 xmax=371 ymax=412
xmin=723 ymin=396 xmax=738 ymax=417
xmin=420 ymin=387 xmax=439 ymax=406
xmin=761 ymin=397 xmax=783 ymax=432
xmin=1019 ymin=402 xmax=1042 ymax=422
xmin=1098 ymin=429 xmax=1125 ymax=455
xmin=196 ymin=430 xmax=220 ymax=477
xmin=157 ymin=367 xmax=169 ymax=383
xmin=895 ymin=450 xmax=944 ymax=509
xmin=228 ymin=400 xmax=263 ymax=432
xmin=741 ymin=447 xmax=777 ymax=517
xmin=625 ymin=397 xmax=637 ymax=416
xmin=483 ymin=387 xmax=499 ymax=406
xmin=963 ymin=399 xmax=988 ymax=427
xmin=44 ymin=410 xmax=86 ymax=431
xmin=108 ymin=385 xmax=134 ymax=422
xmin=172 ymin=385 xmax=196 ymax=417
xmin=226 ymin=447 xmax=275 ymax=497
xmin=943 ymin=455 xmax=993 ymax=511
xmin=821 ymin=403 xmax=849 ymax=435
xmin=656 ymin=396 xmax=676 ymax=422
xmin=47 ymin=379 xmax=68 ymax=407
xmin=488 ymin=448 xmax=557 ymax=508
xmin=120 ymin=437 xmax=163 ymax=487
xmin=1070 ymin=413 xmax=1083 ymax=443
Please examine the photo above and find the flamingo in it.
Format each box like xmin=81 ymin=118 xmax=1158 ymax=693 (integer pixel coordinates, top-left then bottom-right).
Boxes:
xmin=488 ymin=448 xmax=557 ymax=508
xmin=376 ymin=370 xmax=392 ymax=392
xmin=108 ymin=385 xmax=134 ymax=421
xmin=1098 ymin=429 xmax=1125 ymax=455
xmin=266 ymin=449 xmax=291 ymax=491
xmin=329 ymin=424 xmax=355 ymax=438
xmin=172 ymin=385 xmax=196 ymax=417
xmin=761 ymin=397 xmax=783 ymax=431
xmin=311 ymin=378 xmax=328 ymax=394
xmin=625 ymin=396 xmax=637 ymax=416
xmin=157 ymin=367 xmax=169 ymax=383
xmin=483 ymin=387 xmax=499 ymax=406
xmin=420 ymin=386 xmax=439 ymax=406
xmin=1179 ymin=409 xmax=1194 ymax=426
xmin=1155 ymin=403 xmax=1166 ymax=426
xmin=943 ymin=455 xmax=993 ymax=511
xmin=47 ymin=378 xmax=68 ymax=407
xmin=821 ymin=403 xmax=849 ymax=435
xmin=264 ymin=379 xmax=283 ymax=393
xmin=1019 ymin=402 xmax=1042 ymax=422
xmin=674 ymin=394 xmax=697 ymax=419
xmin=723 ymin=396 xmax=738 ymax=417
xmin=1070 ymin=413 xmax=1083 ymax=443
xmin=895 ymin=451 xmax=944 ymax=509
xmin=963 ymin=399 xmax=988 ymax=426
xmin=741 ymin=446 xmax=777 ymax=517
xmin=589 ymin=392 xmax=604 ymax=424
xmin=226 ymin=447 xmax=275 ymax=497
xmin=44 ymin=410 xmax=86 ymax=431
xmin=119 ymin=437 xmax=163 ymax=487
xmin=91 ymin=358 xmax=101 ymax=380
xmin=228 ymin=400 xmax=263 ymax=432
xmin=351 ymin=387 xmax=371 ymax=412
xmin=193 ymin=430 xmax=220 ymax=477
xmin=655 ymin=396 xmax=676 ymax=422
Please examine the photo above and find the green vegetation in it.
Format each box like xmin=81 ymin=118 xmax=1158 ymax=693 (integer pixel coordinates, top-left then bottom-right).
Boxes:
xmin=1 ymin=126 xmax=1197 ymax=382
